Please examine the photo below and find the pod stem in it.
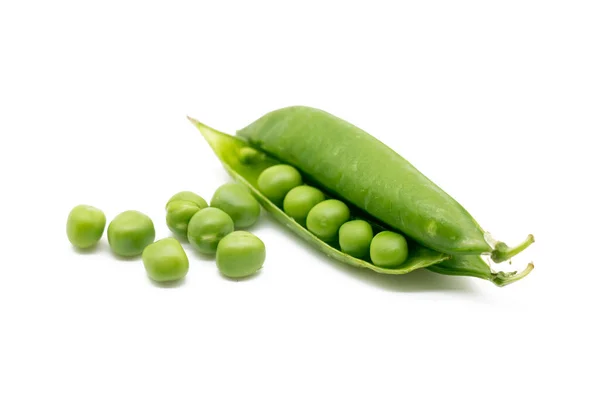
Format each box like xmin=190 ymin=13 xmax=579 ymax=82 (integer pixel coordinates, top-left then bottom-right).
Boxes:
xmin=491 ymin=262 xmax=535 ymax=287
xmin=491 ymin=234 xmax=535 ymax=263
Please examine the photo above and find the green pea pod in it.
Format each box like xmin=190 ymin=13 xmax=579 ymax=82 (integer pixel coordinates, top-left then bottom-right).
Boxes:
xmin=189 ymin=109 xmax=535 ymax=286
xmin=236 ymin=106 xmax=534 ymax=261
xmin=428 ymin=255 xmax=535 ymax=287
xmin=189 ymin=117 xmax=449 ymax=275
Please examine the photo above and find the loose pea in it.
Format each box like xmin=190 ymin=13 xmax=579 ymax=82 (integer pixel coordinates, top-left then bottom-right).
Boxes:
xmin=339 ymin=220 xmax=373 ymax=258
xmin=66 ymin=205 xmax=106 ymax=249
xmin=142 ymin=238 xmax=189 ymax=282
xmin=370 ymin=231 xmax=408 ymax=268
xmin=187 ymin=207 xmax=234 ymax=255
xmin=107 ymin=210 xmax=155 ymax=257
xmin=306 ymin=199 xmax=350 ymax=241
xmin=283 ymin=185 xmax=326 ymax=224
xmin=165 ymin=191 xmax=208 ymax=209
xmin=165 ymin=200 xmax=206 ymax=237
xmin=216 ymin=231 xmax=266 ymax=278
xmin=210 ymin=183 xmax=260 ymax=229
xmin=257 ymin=164 xmax=303 ymax=205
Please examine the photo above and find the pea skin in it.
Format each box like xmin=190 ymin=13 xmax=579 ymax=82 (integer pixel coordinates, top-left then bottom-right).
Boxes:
xmin=258 ymin=164 xmax=303 ymax=205
xmin=306 ymin=199 xmax=350 ymax=242
xmin=211 ymin=183 xmax=260 ymax=229
xmin=283 ymin=185 xmax=326 ymax=225
xmin=187 ymin=207 xmax=234 ymax=255
xmin=339 ymin=220 xmax=373 ymax=259
xmin=216 ymin=231 xmax=266 ymax=278
xmin=108 ymin=210 xmax=155 ymax=257
xmin=66 ymin=205 xmax=106 ymax=249
xmin=370 ymin=231 xmax=408 ymax=268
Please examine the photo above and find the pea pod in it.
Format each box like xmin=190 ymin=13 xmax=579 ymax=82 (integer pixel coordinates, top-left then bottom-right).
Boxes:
xmin=189 ymin=107 xmax=535 ymax=286
xmin=188 ymin=117 xmax=449 ymax=275
xmin=236 ymin=106 xmax=534 ymax=261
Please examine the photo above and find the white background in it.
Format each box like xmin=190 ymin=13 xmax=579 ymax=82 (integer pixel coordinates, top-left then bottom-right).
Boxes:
xmin=1 ymin=1 xmax=599 ymax=399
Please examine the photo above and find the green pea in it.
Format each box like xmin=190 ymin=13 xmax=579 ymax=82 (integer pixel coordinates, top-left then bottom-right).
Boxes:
xmin=339 ymin=220 xmax=373 ymax=258
xmin=306 ymin=199 xmax=350 ymax=241
xmin=216 ymin=231 xmax=266 ymax=278
xmin=283 ymin=185 xmax=326 ymax=224
xmin=239 ymin=147 xmax=264 ymax=164
xmin=165 ymin=200 xmax=205 ymax=237
xmin=142 ymin=238 xmax=189 ymax=282
xmin=66 ymin=205 xmax=106 ymax=249
xmin=370 ymin=231 xmax=408 ymax=268
xmin=257 ymin=164 xmax=303 ymax=205
xmin=187 ymin=207 xmax=234 ymax=255
xmin=108 ymin=210 xmax=155 ymax=257
xmin=165 ymin=191 xmax=208 ymax=210
xmin=210 ymin=183 xmax=260 ymax=229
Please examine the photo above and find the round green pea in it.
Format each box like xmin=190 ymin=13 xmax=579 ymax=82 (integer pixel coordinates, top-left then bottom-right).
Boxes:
xmin=306 ymin=199 xmax=350 ymax=242
xmin=210 ymin=183 xmax=260 ymax=229
xmin=216 ymin=231 xmax=266 ymax=278
xmin=283 ymin=185 xmax=326 ymax=224
xmin=370 ymin=231 xmax=409 ymax=268
xmin=257 ymin=164 xmax=303 ymax=205
xmin=165 ymin=191 xmax=208 ymax=209
xmin=142 ymin=238 xmax=189 ymax=282
xmin=187 ymin=207 xmax=234 ymax=255
xmin=107 ymin=210 xmax=155 ymax=257
xmin=339 ymin=220 xmax=373 ymax=258
xmin=165 ymin=200 xmax=205 ymax=237
xmin=66 ymin=205 xmax=106 ymax=249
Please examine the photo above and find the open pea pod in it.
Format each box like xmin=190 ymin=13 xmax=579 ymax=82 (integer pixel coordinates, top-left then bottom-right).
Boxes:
xmin=189 ymin=117 xmax=449 ymax=275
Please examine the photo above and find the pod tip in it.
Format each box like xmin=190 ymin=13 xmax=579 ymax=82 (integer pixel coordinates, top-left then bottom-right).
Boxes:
xmin=491 ymin=234 xmax=535 ymax=263
xmin=492 ymin=262 xmax=534 ymax=287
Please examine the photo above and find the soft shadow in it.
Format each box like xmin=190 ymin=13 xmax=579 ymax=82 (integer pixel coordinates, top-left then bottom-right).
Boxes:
xmin=149 ymin=277 xmax=187 ymax=288
xmin=265 ymin=213 xmax=479 ymax=294
xmin=72 ymin=240 xmax=108 ymax=255
xmin=184 ymin=246 xmax=216 ymax=262
xmin=331 ymin=264 xmax=476 ymax=293
xmin=112 ymin=253 xmax=142 ymax=262
xmin=219 ymin=269 xmax=263 ymax=282
xmin=168 ymin=232 xmax=189 ymax=243
xmin=164 ymin=233 xmax=215 ymax=262
xmin=242 ymin=209 xmax=270 ymax=231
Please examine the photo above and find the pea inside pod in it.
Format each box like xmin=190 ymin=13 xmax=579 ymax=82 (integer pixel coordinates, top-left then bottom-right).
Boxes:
xmin=258 ymin=164 xmax=303 ymax=205
xmin=370 ymin=231 xmax=409 ymax=268
xmin=306 ymin=199 xmax=350 ymax=242
xmin=239 ymin=146 xmax=265 ymax=164
xmin=339 ymin=220 xmax=373 ymax=259
xmin=283 ymin=185 xmax=326 ymax=225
